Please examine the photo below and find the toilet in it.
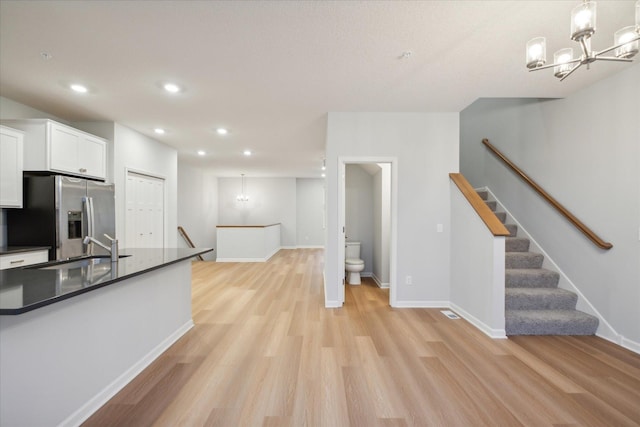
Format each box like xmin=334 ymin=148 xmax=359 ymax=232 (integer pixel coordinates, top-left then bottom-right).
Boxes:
xmin=345 ymin=241 xmax=365 ymax=285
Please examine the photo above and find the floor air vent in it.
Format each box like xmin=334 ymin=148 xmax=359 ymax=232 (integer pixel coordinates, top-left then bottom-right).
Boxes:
xmin=441 ymin=310 xmax=460 ymax=319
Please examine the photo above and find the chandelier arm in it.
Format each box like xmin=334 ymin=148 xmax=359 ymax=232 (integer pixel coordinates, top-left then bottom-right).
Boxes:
xmin=595 ymin=35 xmax=640 ymax=56
xmin=593 ymin=56 xmax=634 ymax=62
xmin=528 ymin=58 xmax=582 ymax=72
xmin=559 ymin=62 xmax=583 ymax=81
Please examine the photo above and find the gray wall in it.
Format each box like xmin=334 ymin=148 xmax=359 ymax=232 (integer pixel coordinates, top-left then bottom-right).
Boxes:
xmin=177 ymin=161 xmax=218 ymax=260
xmin=325 ymin=112 xmax=459 ymax=306
xmin=296 ymin=178 xmax=325 ymax=247
xmin=460 ymin=63 xmax=640 ymax=346
xmin=217 ymin=177 xmax=297 ymax=247
xmin=345 ymin=165 xmax=375 ymax=275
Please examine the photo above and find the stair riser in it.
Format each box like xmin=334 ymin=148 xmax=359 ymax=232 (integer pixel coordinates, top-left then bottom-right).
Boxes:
xmin=494 ymin=212 xmax=507 ymax=223
xmin=485 ymin=201 xmax=497 ymax=211
xmin=506 ymin=319 xmax=598 ymax=335
xmin=477 ymin=190 xmax=488 ymax=200
xmin=506 ymin=294 xmax=577 ymax=310
xmin=506 ymin=271 xmax=560 ymax=288
xmin=506 ymin=253 xmax=544 ymax=269
xmin=506 ymin=238 xmax=530 ymax=252
xmin=505 ymin=224 xmax=518 ymax=236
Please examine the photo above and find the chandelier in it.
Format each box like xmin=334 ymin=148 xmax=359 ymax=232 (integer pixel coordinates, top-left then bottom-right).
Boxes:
xmin=526 ymin=1 xmax=640 ymax=81
xmin=236 ymin=174 xmax=249 ymax=202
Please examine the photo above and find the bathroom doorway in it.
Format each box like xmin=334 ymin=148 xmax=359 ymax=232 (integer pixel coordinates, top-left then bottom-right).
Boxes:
xmin=338 ymin=157 xmax=397 ymax=306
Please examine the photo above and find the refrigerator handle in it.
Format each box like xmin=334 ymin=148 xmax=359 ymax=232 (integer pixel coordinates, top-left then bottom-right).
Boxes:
xmin=83 ymin=196 xmax=95 ymax=255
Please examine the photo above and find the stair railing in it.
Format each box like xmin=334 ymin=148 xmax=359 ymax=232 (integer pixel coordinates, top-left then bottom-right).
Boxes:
xmin=482 ymin=138 xmax=612 ymax=250
xmin=177 ymin=226 xmax=205 ymax=260
xmin=449 ymin=173 xmax=511 ymax=237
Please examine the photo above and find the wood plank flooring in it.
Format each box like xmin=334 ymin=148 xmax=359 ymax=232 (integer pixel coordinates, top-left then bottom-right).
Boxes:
xmin=83 ymin=249 xmax=640 ymax=426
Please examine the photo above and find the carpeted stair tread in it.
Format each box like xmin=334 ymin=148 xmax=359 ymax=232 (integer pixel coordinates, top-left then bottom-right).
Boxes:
xmin=506 ymin=237 xmax=530 ymax=252
xmin=506 ymin=310 xmax=598 ymax=335
xmin=485 ymin=200 xmax=497 ymax=211
xmin=477 ymin=190 xmax=488 ymax=200
xmin=506 ymin=252 xmax=544 ymax=269
xmin=494 ymin=211 xmax=507 ymax=223
xmin=506 ymin=288 xmax=577 ymax=310
xmin=506 ymin=269 xmax=560 ymax=288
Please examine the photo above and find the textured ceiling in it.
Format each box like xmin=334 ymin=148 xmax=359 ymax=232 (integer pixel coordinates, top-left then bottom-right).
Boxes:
xmin=0 ymin=1 xmax=637 ymax=177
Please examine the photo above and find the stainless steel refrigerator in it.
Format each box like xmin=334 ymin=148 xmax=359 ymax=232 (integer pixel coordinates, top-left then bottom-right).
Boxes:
xmin=8 ymin=175 xmax=116 ymax=261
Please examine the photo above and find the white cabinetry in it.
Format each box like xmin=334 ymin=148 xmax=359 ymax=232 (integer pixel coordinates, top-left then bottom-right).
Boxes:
xmin=0 ymin=250 xmax=48 ymax=270
xmin=0 ymin=125 xmax=24 ymax=208
xmin=1 ymin=119 xmax=106 ymax=180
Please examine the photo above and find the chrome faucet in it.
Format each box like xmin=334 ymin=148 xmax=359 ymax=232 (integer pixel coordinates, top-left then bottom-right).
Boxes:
xmin=83 ymin=234 xmax=119 ymax=262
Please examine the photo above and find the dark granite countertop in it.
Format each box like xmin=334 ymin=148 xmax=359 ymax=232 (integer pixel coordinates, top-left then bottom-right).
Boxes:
xmin=0 ymin=246 xmax=50 ymax=255
xmin=0 ymin=247 xmax=212 ymax=315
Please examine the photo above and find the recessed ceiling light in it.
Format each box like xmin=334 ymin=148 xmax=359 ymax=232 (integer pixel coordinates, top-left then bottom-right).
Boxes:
xmin=70 ymin=84 xmax=88 ymax=93
xmin=243 ymin=150 xmax=252 ymax=156
xmin=163 ymin=83 xmax=181 ymax=93
xmin=197 ymin=150 xmax=206 ymax=156
xmin=321 ymin=173 xmax=326 ymax=178
xmin=216 ymin=128 xmax=228 ymax=135
xmin=154 ymin=128 xmax=165 ymax=135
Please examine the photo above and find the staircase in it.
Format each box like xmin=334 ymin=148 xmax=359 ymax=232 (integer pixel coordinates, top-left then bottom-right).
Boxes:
xmin=477 ymin=190 xmax=599 ymax=335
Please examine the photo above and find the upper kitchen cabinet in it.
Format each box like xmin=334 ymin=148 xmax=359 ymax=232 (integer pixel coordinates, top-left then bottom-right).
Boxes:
xmin=1 ymin=119 xmax=107 ymax=180
xmin=0 ymin=125 xmax=24 ymax=208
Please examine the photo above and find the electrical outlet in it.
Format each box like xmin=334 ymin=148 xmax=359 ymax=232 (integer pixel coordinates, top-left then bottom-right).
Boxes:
xmin=406 ymin=275 xmax=412 ymax=285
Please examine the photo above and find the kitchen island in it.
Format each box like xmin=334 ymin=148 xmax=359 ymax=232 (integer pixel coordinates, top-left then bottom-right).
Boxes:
xmin=0 ymin=247 xmax=211 ymax=427
xmin=216 ymin=223 xmax=281 ymax=262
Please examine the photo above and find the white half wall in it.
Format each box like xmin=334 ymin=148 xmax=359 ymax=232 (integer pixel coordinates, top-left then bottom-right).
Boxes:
xmin=325 ymin=112 xmax=459 ymax=306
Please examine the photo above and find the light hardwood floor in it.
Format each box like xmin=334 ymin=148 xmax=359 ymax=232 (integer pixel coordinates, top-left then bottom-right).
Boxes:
xmin=84 ymin=249 xmax=640 ymax=426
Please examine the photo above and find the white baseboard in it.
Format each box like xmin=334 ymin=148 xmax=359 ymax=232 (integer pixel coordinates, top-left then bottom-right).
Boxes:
xmin=371 ymin=274 xmax=389 ymax=289
xmin=61 ymin=320 xmax=194 ymax=427
xmin=296 ymin=245 xmax=325 ymax=249
xmin=450 ymin=303 xmax=507 ymax=339
xmin=598 ymin=332 xmax=640 ymax=355
xmin=392 ymin=300 xmax=449 ymax=308
xmin=216 ymin=257 xmax=268 ymax=262
xmin=325 ymin=300 xmax=343 ymax=308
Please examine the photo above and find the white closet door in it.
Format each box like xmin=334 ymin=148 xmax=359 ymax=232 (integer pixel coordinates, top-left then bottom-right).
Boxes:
xmin=125 ymin=171 xmax=165 ymax=248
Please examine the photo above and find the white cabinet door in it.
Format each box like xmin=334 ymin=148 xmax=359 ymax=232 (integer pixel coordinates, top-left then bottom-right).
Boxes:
xmin=79 ymin=134 xmax=106 ymax=179
xmin=0 ymin=126 xmax=24 ymax=208
xmin=49 ymin=123 xmax=81 ymax=174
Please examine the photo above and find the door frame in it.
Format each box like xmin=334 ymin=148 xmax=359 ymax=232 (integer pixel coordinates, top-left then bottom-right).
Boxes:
xmin=338 ymin=156 xmax=398 ymax=306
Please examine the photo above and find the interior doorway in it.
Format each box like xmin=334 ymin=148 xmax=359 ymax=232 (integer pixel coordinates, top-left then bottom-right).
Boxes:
xmin=338 ymin=157 xmax=397 ymax=306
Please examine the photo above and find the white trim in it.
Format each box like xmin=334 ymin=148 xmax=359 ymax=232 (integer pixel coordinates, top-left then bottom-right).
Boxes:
xmin=450 ymin=303 xmax=507 ymax=339
xmin=338 ymin=156 xmax=398 ymax=308
xmin=597 ymin=333 xmax=640 ymax=355
xmin=392 ymin=300 xmax=449 ymax=308
xmin=296 ymin=245 xmax=325 ymax=249
xmin=216 ymin=257 xmax=268 ymax=263
xmin=325 ymin=300 xmax=343 ymax=308
xmin=280 ymin=246 xmax=298 ymax=250
xmin=60 ymin=320 xmax=194 ymax=427
xmin=371 ymin=274 xmax=390 ymax=289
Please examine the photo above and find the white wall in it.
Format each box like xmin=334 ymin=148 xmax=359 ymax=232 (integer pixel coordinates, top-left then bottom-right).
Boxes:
xmin=113 ymin=123 xmax=178 ymax=248
xmin=296 ymin=178 xmax=325 ymax=247
xmin=217 ymin=177 xmax=297 ymax=247
xmin=325 ymin=112 xmax=459 ymax=307
xmin=177 ymin=161 xmax=218 ymax=260
xmin=373 ymin=164 xmax=391 ymax=286
xmin=450 ymin=180 xmax=505 ymax=338
xmin=460 ymin=63 xmax=640 ymax=348
xmin=346 ymin=165 xmax=374 ymax=275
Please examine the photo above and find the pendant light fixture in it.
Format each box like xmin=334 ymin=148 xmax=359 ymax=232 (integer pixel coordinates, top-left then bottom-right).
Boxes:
xmin=236 ymin=174 xmax=249 ymax=202
xmin=526 ymin=0 xmax=640 ymax=81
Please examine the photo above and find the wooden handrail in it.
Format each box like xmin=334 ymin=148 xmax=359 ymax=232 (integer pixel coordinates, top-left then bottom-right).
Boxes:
xmin=177 ymin=226 xmax=205 ymax=260
xmin=482 ymin=138 xmax=612 ymax=250
xmin=449 ymin=173 xmax=511 ymax=237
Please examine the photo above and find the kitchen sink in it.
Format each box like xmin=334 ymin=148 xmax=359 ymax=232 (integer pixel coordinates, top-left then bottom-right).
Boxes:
xmin=37 ymin=255 xmax=131 ymax=270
